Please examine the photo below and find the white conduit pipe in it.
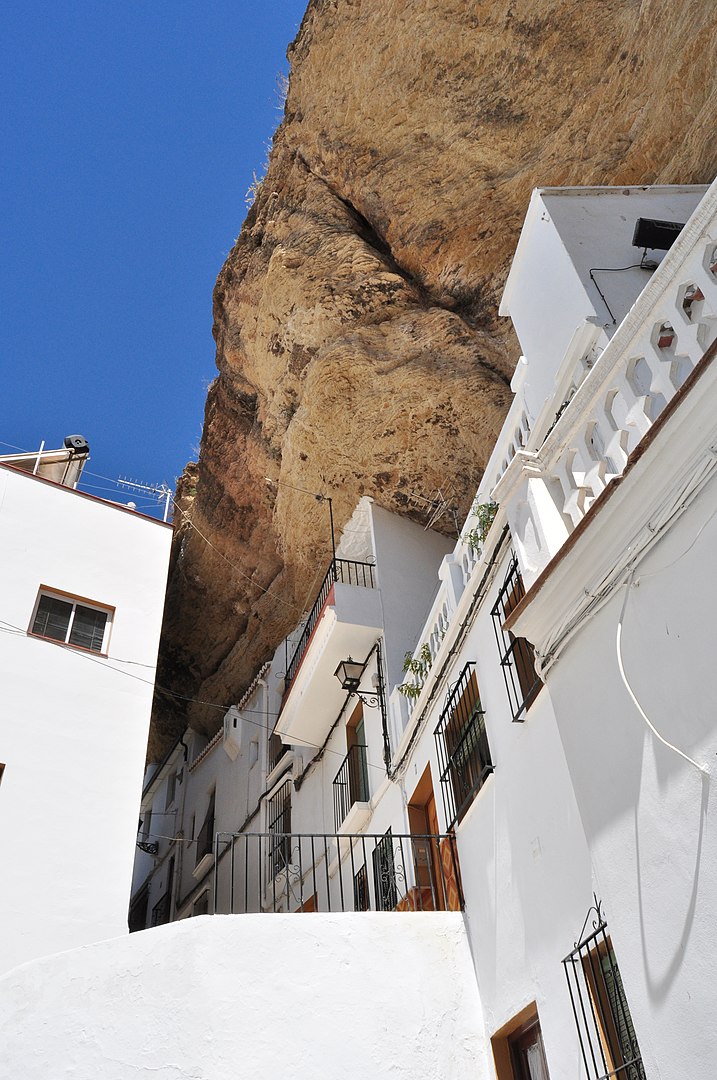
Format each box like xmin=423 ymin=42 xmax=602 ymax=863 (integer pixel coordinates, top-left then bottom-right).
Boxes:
xmin=616 ymin=572 xmax=708 ymax=775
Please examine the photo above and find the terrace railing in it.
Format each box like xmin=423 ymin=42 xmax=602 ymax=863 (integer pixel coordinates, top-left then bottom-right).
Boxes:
xmin=213 ymin=831 xmax=463 ymax=914
xmin=284 ymin=558 xmax=376 ymax=692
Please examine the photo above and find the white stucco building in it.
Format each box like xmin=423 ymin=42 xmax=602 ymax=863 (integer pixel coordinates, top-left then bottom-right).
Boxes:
xmin=5 ymin=178 xmax=717 ymax=1080
xmin=128 ymin=181 xmax=717 ymax=1080
xmin=0 ymin=440 xmax=172 ymax=974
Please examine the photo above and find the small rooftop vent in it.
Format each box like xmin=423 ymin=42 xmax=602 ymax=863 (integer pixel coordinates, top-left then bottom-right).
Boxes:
xmin=632 ymin=218 xmax=685 ymax=252
xmin=64 ymin=434 xmax=90 ymax=454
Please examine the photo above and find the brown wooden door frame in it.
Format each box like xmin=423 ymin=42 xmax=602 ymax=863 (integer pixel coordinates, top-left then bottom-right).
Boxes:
xmin=407 ymin=763 xmax=446 ymax=911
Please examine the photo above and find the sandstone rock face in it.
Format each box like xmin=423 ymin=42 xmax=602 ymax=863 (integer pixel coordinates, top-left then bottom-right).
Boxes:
xmin=151 ymin=0 xmax=717 ymax=757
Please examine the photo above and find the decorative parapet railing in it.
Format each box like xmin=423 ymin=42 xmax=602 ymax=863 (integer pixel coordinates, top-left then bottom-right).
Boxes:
xmin=213 ymin=831 xmax=463 ymax=914
xmin=494 ymin=181 xmax=717 ymax=586
xmin=332 ymin=744 xmax=369 ymax=832
xmin=284 ymin=558 xmax=376 ymax=691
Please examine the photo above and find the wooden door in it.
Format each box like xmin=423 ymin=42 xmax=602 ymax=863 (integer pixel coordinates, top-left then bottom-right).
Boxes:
xmin=408 ymin=765 xmax=446 ymax=911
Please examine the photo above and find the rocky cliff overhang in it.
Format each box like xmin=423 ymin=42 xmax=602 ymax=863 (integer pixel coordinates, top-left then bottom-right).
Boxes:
xmin=150 ymin=0 xmax=717 ymax=758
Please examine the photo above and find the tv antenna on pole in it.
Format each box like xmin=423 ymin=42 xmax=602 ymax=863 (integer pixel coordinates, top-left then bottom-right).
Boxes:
xmin=117 ymin=477 xmax=173 ymax=522
xmin=406 ymin=487 xmax=460 ymax=535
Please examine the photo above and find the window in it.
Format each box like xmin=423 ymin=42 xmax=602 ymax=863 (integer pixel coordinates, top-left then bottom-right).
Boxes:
xmin=0 ymin=763 xmax=5 ymax=787
xmin=509 ymin=1020 xmax=550 ymax=1080
xmin=194 ymin=790 xmax=215 ymax=867
xmin=434 ymin=663 xmax=493 ymax=827
xmin=267 ymin=780 xmax=292 ymax=878
xmin=491 ymin=554 xmax=542 ymax=721
xmin=492 ymin=1004 xmax=551 ymax=1080
xmin=165 ymin=771 xmax=177 ymax=810
xmin=128 ymin=884 xmax=149 ymax=933
xmin=150 ymin=892 xmax=170 ymax=927
xmin=267 ymin=728 xmax=286 ymax=774
xmin=30 ymin=589 xmax=112 ymax=653
xmin=563 ymin=900 xmax=645 ymax=1079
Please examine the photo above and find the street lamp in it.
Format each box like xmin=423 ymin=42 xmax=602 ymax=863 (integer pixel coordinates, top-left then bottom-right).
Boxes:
xmin=334 ymin=657 xmax=381 ymax=708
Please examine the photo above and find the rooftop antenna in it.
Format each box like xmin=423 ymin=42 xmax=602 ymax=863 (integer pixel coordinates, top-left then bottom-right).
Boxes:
xmin=406 ymin=487 xmax=460 ymax=535
xmin=117 ymin=477 xmax=173 ymax=522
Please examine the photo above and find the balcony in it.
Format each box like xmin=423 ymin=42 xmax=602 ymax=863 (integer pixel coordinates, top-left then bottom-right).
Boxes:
xmin=213 ymin=831 xmax=463 ymax=914
xmin=333 ymin=744 xmax=370 ymax=832
xmin=276 ymin=558 xmax=382 ymax=748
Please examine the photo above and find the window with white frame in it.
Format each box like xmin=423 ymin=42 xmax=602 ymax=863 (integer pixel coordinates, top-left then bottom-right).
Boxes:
xmin=30 ymin=589 xmax=112 ymax=654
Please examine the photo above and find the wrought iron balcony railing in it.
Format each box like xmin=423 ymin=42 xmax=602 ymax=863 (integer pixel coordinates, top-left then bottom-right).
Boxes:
xmin=213 ymin=830 xmax=463 ymax=914
xmin=284 ymin=558 xmax=376 ymax=691
xmin=434 ymin=663 xmax=493 ymax=828
xmin=332 ymin=744 xmax=369 ymax=831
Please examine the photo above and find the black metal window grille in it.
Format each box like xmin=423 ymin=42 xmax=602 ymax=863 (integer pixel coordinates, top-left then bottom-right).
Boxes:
xmin=267 ymin=729 xmax=286 ymax=774
xmin=150 ymin=892 xmax=170 ymax=926
xmin=332 ymin=743 xmax=370 ymax=831
xmin=353 ymin=864 xmax=370 ymax=911
xmin=31 ymin=592 xmax=109 ymax=653
xmin=284 ymin=558 xmax=376 ymax=690
xmin=195 ymin=790 xmax=215 ymax=866
xmin=491 ymin=553 xmax=541 ymax=721
xmin=372 ymin=828 xmax=398 ymax=911
xmin=563 ymin=900 xmax=645 ymax=1080
xmin=434 ymin=663 xmax=493 ymax=828
xmin=267 ymin=780 xmax=292 ymax=878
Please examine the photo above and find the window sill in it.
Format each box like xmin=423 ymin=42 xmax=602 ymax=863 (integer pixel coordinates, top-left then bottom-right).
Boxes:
xmin=27 ymin=631 xmax=108 ymax=658
xmin=192 ymin=852 xmax=214 ymax=879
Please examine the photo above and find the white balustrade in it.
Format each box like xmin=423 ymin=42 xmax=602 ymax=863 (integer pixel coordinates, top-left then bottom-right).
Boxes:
xmin=495 ymin=182 xmax=717 ymax=586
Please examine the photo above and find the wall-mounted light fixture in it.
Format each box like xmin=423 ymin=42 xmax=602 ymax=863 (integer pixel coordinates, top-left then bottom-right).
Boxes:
xmin=334 ymin=657 xmax=380 ymax=708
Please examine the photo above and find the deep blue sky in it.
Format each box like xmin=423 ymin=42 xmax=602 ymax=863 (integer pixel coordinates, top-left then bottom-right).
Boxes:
xmin=1 ymin=1 xmax=307 ymax=516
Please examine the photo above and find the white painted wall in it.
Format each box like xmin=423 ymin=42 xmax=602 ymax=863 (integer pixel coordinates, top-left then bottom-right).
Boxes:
xmin=0 ymin=913 xmax=488 ymax=1080
xmin=390 ymin=542 xmax=597 ymax=1077
xmin=370 ymin=503 xmax=454 ymax=688
xmin=0 ymin=465 xmax=171 ymax=974
xmin=544 ymin=475 xmax=717 ymax=1080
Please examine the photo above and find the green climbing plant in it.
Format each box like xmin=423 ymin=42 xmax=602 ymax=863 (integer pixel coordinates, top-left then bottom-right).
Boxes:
xmin=462 ymin=500 xmax=498 ymax=554
xmin=397 ymin=642 xmax=433 ymax=699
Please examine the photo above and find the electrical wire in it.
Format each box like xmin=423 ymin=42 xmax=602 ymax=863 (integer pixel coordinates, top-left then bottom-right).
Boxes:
xmin=589 ymin=263 xmax=648 ymax=324
xmin=0 ymin=617 xmax=390 ymax=776
xmin=616 ymin=574 xmax=707 ymax=775
xmin=171 ymin=500 xmax=302 ymax=617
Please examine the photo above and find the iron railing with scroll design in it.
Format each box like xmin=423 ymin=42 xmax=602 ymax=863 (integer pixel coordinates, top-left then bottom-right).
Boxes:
xmin=213 ymin=831 xmax=463 ymax=914
xmin=434 ymin=662 xmax=493 ymax=828
xmin=284 ymin=558 xmax=376 ymax=690
xmin=491 ymin=553 xmax=542 ymax=721
xmin=333 ymin=743 xmax=370 ymax=830
xmin=563 ymin=899 xmax=646 ymax=1080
